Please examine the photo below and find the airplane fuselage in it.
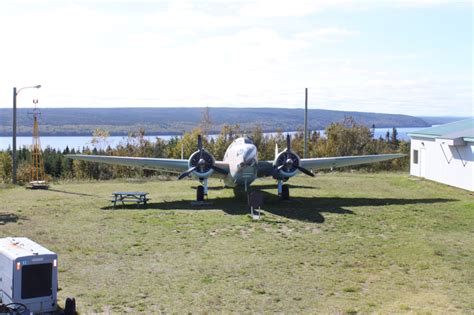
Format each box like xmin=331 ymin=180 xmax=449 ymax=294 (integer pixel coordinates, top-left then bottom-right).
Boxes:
xmin=221 ymin=138 xmax=258 ymax=188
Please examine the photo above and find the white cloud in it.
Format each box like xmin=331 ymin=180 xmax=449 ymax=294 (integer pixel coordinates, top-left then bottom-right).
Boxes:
xmin=239 ymin=0 xmax=471 ymax=18
xmin=143 ymin=2 xmax=243 ymax=31
xmin=239 ymin=0 xmax=328 ymax=18
xmin=0 ymin=0 xmax=470 ymax=117
xmin=296 ymin=27 xmax=360 ymax=41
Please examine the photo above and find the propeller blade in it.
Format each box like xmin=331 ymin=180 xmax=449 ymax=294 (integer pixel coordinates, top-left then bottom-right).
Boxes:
xmin=211 ymin=165 xmax=229 ymax=175
xmin=177 ymin=166 xmax=197 ymax=180
xmin=286 ymin=134 xmax=291 ymax=151
xmin=197 ymin=135 xmax=203 ymax=151
xmin=198 ymin=135 xmax=204 ymax=160
xmin=297 ymin=166 xmax=315 ymax=177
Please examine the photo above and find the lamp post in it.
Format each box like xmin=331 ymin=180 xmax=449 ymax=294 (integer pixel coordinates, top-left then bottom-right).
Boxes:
xmin=12 ymin=84 xmax=41 ymax=184
xmin=304 ymin=88 xmax=308 ymax=158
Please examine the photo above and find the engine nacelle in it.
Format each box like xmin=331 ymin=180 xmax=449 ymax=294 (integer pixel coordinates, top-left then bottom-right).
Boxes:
xmin=273 ymin=150 xmax=301 ymax=178
xmin=188 ymin=149 xmax=215 ymax=178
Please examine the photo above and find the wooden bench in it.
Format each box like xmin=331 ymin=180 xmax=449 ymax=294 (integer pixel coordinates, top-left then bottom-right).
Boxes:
xmin=110 ymin=192 xmax=149 ymax=209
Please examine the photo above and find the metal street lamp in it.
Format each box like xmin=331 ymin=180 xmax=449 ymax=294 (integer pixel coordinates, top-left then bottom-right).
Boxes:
xmin=12 ymin=84 xmax=41 ymax=184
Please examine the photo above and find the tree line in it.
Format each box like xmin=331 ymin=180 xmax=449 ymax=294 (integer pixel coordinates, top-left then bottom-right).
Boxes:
xmin=0 ymin=117 xmax=409 ymax=184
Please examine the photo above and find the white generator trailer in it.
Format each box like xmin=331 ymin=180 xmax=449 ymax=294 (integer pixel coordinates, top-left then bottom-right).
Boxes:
xmin=0 ymin=237 xmax=58 ymax=313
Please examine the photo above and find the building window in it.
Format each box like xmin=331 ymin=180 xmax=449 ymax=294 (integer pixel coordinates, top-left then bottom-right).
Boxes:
xmin=413 ymin=150 xmax=419 ymax=164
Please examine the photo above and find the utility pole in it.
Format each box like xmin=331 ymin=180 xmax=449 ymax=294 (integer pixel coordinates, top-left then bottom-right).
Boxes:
xmin=12 ymin=88 xmax=17 ymax=184
xmin=304 ymin=88 xmax=308 ymax=158
xmin=181 ymin=130 xmax=185 ymax=160
xmin=12 ymin=85 xmax=41 ymax=184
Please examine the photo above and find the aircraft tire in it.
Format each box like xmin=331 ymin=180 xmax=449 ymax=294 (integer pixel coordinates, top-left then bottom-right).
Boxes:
xmin=197 ymin=185 xmax=205 ymax=201
xmin=281 ymin=184 xmax=289 ymax=200
xmin=64 ymin=297 xmax=77 ymax=315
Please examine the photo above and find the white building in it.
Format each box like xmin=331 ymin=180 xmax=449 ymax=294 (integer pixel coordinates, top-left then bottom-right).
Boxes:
xmin=408 ymin=118 xmax=474 ymax=191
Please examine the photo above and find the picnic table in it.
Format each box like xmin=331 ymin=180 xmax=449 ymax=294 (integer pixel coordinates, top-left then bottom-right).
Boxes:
xmin=110 ymin=192 xmax=149 ymax=208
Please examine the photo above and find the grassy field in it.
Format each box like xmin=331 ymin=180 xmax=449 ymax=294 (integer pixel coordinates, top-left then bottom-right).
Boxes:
xmin=1 ymin=172 xmax=473 ymax=313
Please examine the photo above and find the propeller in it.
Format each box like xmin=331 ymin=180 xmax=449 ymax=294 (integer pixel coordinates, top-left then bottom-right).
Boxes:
xmin=178 ymin=135 xmax=228 ymax=179
xmin=296 ymin=165 xmax=315 ymax=177
xmin=275 ymin=134 xmax=314 ymax=177
xmin=178 ymin=166 xmax=197 ymax=180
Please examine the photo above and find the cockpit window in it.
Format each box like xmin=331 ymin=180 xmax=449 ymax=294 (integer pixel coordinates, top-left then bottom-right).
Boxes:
xmin=233 ymin=138 xmax=254 ymax=145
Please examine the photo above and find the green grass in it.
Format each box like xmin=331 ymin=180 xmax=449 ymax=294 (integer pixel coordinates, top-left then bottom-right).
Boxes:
xmin=1 ymin=172 xmax=473 ymax=313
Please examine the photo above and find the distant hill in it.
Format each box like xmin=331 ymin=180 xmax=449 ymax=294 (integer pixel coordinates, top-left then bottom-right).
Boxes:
xmin=418 ymin=116 xmax=470 ymax=126
xmin=0 ymin=107 xmax=430 ymax=136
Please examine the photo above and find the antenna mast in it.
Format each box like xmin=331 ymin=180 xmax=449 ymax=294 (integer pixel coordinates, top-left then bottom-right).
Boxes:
xmin=29 ymin=99 xmax=49 ymax=189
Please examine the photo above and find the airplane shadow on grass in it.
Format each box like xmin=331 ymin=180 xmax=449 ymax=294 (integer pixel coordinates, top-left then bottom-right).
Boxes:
xmin=102 ymin=189 xmax=457 ymax=223
xmin=47 ymin=188 xmax=99 ymax=197
xmin=193 ymin=184 xmax=318 ymax=191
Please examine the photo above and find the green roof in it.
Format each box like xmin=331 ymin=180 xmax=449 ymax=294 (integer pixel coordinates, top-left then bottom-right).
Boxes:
xmin=408 ymin=118 xmax=474 ymax=141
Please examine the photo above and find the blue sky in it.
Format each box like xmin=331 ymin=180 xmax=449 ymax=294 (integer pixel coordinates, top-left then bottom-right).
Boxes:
xmin=0 ymin=0 xmax=471 ymax=116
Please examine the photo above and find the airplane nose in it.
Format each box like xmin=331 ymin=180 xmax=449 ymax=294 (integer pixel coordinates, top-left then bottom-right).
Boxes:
xmin=243 ymin=146 xmax=257 ymax=165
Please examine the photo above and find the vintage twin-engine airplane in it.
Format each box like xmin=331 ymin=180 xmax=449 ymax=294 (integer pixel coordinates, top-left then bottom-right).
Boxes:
xmin=67 ymin=134 xmax=404 ymax=201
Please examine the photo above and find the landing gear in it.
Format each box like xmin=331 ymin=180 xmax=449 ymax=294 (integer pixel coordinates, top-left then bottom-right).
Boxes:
xmin=196 ymin=178 xmax=208 ymax=202
xmin=281 ymin=184 xmax=290 ymax=201
xmin=196 ymin=186 xmax=205 ymax=201
xmin=277 ymin=179 xmax=290 ymax=200
xmin=64 ymin=297 xmax=77 ymax=315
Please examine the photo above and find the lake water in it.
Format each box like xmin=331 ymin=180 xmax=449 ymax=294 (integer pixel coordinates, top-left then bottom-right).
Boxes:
xmin=0 ymin=127 xmax=424 ymax=151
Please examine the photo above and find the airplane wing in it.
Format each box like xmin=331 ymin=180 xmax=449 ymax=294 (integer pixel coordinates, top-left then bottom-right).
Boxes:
xmin=257 ymin=153 xmax=405 ymax=177
xmin=66 ymin=154 xmax=230 ymax=177
xmin=299 ymin=153 xmax=405 ymax=171
xmin=256 ymin=160 xmax=274 ymax=177
xmin=66 ymin=155 xmax=188 ymax=174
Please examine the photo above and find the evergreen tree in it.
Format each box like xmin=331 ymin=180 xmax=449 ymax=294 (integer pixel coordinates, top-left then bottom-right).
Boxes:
xmin=390 ymin=127 xmax=399 ymax=148
xmin=0 ymin=152 xmax=12 ymax=183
